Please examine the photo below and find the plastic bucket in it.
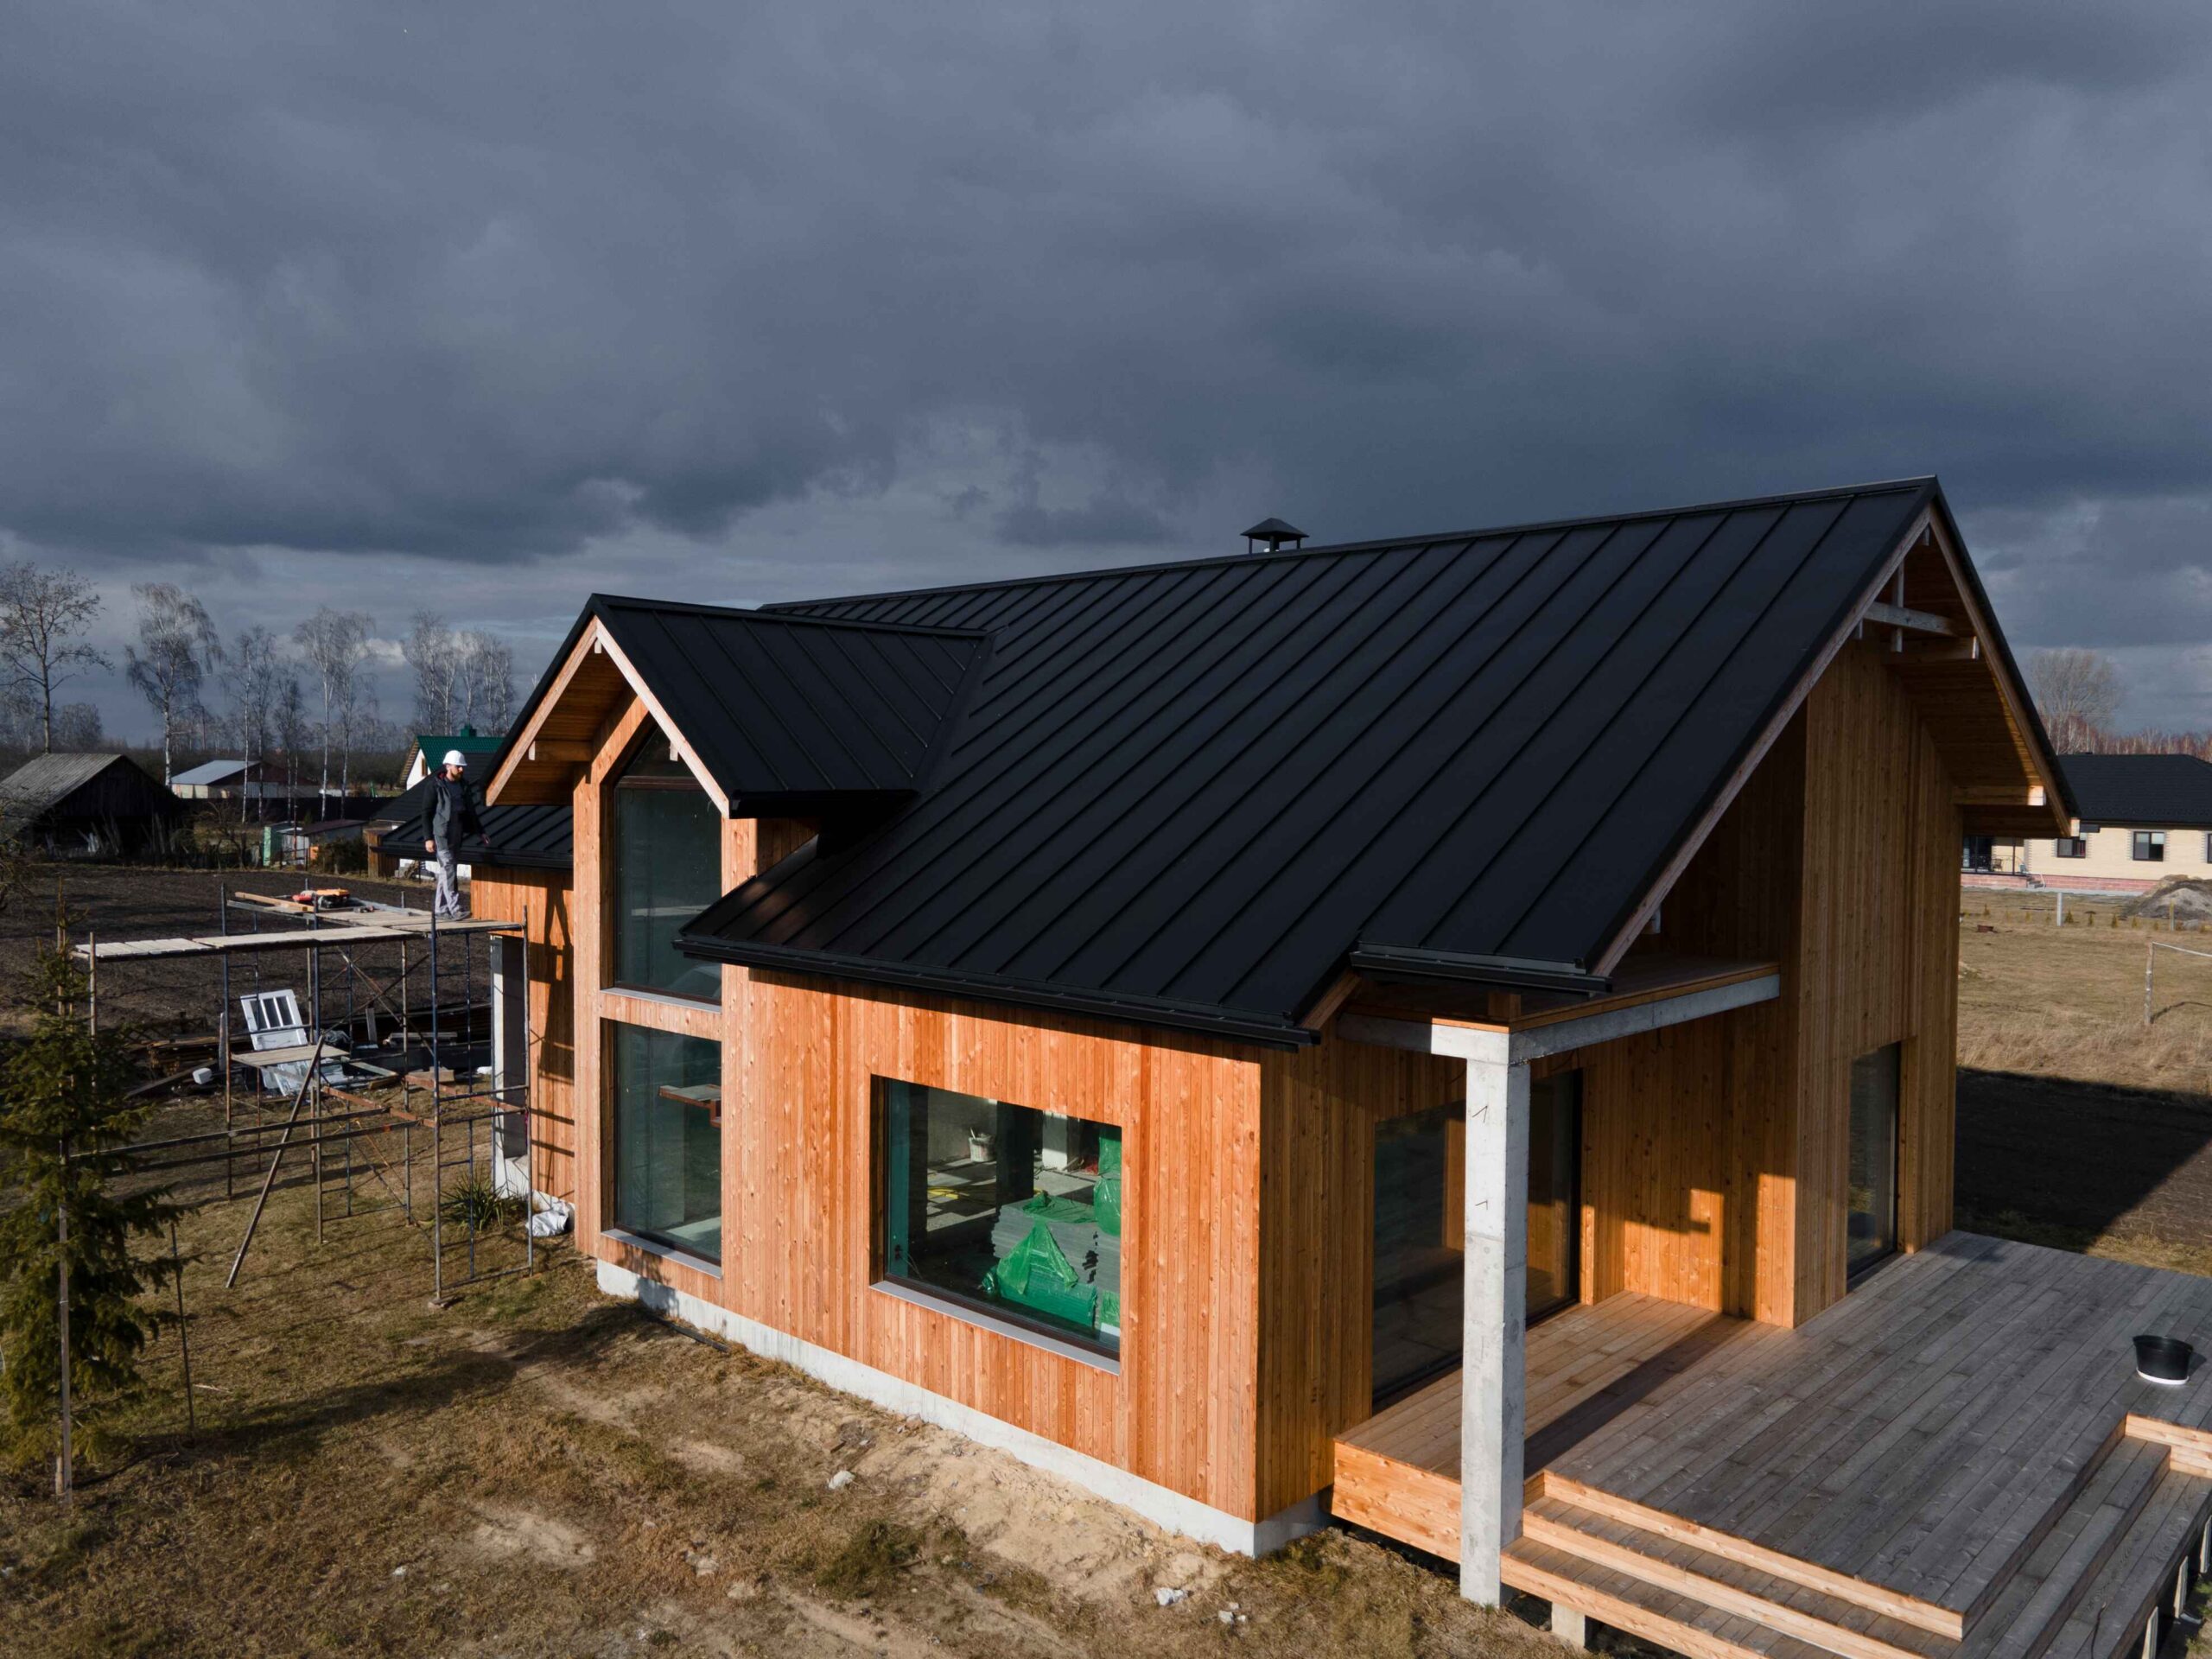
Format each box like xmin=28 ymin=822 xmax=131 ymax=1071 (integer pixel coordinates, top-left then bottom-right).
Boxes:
xmin=2134 ymin=1333 xmax=2193 ymax=1385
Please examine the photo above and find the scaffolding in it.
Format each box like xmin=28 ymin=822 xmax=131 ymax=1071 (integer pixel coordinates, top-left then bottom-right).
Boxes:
xmin=72 ymin=883 xmax=543 ymax=1302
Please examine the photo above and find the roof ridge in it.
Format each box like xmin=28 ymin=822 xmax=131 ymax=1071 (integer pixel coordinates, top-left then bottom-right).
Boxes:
xmin=589 ymin=592 xmax=990 ymax=641
xmin=760 ymin=477 xmax=1939 ymax=615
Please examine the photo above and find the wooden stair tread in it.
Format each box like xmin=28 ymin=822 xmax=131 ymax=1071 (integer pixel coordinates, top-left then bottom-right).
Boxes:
xmin=1522 ymin=1493 xmax=1952 ymax=1659
xmin=1505 ymin=1536 xmax=1843 ymax=1659
xmin=1958 ymin=1437 xmax=2170 ymax=1659
xmin=2040 ymin=1466 xmax=2212 ymax=1659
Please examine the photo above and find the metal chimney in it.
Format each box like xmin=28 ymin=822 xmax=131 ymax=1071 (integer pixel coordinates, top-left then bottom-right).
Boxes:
xmin=1243 ymin=518 xmax=1307 ymax=555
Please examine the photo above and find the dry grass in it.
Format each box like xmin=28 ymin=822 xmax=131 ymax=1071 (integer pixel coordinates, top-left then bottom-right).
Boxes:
xmin=0 ymin=1152 xmax=1557 ymax=1659
xmin=1958 ymin=899 xmax=2212 ymax=1096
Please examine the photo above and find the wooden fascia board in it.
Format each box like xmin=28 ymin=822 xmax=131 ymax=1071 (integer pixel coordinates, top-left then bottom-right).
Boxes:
xmin=587 ymin=625 xmax=731 ymax=813
xmin=1920 ymin=509 xmax=2071 ymax=833
xmin=1591 ymin=505 xmax=1937 ymax=976
xmin=487 ymin=617 xmax=611 ymax=805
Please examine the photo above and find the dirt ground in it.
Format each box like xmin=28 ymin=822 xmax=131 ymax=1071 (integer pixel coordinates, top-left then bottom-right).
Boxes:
xmin=0 ymin=1164 xmax=1555 ymax=1659
xmin=1956 ymin=892 xmax=2212 ymax=1275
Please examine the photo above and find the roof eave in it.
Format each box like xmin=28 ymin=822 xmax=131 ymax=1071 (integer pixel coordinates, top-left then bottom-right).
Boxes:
xmin=676 ymin=932 xmax=1318 ymax=1050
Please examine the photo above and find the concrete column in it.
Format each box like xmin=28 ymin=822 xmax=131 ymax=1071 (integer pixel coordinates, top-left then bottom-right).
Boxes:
xmin=1459 ymin=1031 xmax=1529 ymax=1605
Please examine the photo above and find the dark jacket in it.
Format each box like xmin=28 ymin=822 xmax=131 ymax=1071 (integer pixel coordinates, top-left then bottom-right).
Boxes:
xmin=429 ymin=775 xmax=486 ymax=854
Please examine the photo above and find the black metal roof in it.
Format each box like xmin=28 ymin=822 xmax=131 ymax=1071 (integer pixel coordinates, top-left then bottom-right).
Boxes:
xmin=671 ymin=477 xmax=1948 ymax=1046
xmin=0 ymin=753 xmax=181 ymax=824
xmin=584 ymin=596 xmax=990 ymax=812
xmin=2058 ymin=753 xmax=2212 ymax=829
xmin=371 ymin=778 xmax=572 ymax=868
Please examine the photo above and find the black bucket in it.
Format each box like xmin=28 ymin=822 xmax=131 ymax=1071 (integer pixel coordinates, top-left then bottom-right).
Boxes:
xmin=2134 ymin=1334 xmax=2193 ymax=1385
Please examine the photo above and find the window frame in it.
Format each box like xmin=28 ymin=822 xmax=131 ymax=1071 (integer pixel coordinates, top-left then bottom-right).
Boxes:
xmin=604 ymin=1017 xmax=726 ymax=1273
xmin=2133 ymin=830 xmax=2167 ymax=863
xmin=872 ymin=1077 xmax=1125 ymax=1370
xmin=1846 ymin=1044 xmax=1901 ymax=1285
xmin=2053 ymin=836 xmax=2087 ymax=859
xmin=607 ymin=727 xmax=723 ymax=1005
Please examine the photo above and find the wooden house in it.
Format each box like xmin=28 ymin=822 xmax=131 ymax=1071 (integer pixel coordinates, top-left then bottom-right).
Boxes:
xmin=0 ymin=752 xmax=187 ymax=855
xmin=483 ymin=479 xmax=2212 ymax=1659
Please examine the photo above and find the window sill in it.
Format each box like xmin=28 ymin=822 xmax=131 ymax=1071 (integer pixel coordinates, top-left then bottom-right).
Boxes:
xmin=870 ymin=1280 xmax=1121 ymax=1375
xmin=603 ymin=984 xmax=723 ymax=1013
xmin=602 ymin=1226 xmax=723 ymax=1281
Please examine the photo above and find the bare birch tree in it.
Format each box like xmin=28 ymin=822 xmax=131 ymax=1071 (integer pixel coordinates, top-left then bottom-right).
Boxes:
xmin=0 ymin=563 xmax=106 ymax=753
xmin=274 ymin=672 xmax=307 ymax=810
xmin=293 ymin=607 xmax=372 ymax=813
xmin=222 ymin=626 xmax=282 ymax=821
xmin=404 ymin=611 xmax=460 ymax=732
xmin=2026 ymin=648 xmax=2122 ymax=753
xmin=458 ymin=631 xmax=516 ymax=731
xmin=124 ymin=582 xmax=219 ymax=785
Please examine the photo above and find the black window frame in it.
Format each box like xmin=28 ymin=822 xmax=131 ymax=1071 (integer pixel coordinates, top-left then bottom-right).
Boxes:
xmin=2133 ymin=830 xmax=2167 ymax=863
xmin=2053 ymin=836 xmax=2087 ymax=859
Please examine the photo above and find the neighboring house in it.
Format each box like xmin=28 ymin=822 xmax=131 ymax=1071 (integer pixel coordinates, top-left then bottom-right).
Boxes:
xmin=0 ymin=753 xmax=188 ymax=856
xmin=475 ymin=478 xmax=2212 ymax=1658
xmin=401 ymin=726 xmax=504 ymax=791
xmin=1964 ymin=752 xmax=2212 ymax=893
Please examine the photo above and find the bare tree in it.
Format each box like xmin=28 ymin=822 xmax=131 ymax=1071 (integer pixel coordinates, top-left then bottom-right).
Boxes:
xmin=0 ymin=562 xmax=106 ymax=753
xmin=458 ymin=631 xmax=516 ymax=732
xmin=222 ymin=626 xmax=282 ymax=820
xmin=52 ymin=703 xmax=103 ymax=750
xmin=293 ymin=607 xmax=372 ymax=813
xmin=2026 ymin=648 xmax=2122 ymax=753
xmin=124 ymin=582 xmax=219 ymax=785
xmin=404 ymin=611 xmax=461 ymax=732
xmin=274 ymin=672 xmax=307 ymax=811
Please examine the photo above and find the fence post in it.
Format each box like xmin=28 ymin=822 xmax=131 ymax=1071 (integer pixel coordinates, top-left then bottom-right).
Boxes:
xmin=2146 ymin=940 xmax=2156 ymax=1027
xmin=55 ymin=1134 xmax=72 ymax=1504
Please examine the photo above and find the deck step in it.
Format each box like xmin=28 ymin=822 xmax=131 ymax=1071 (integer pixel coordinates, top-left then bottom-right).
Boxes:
xmin=1503 ymin=1535 xmax=1843 ymax=1659
xmin=1520 ymin=1492 xmax=1955 ymax=1659
xmin=2039 ymin=1465 xmax=2212 ymax=1659
xmin=1952 ymin=1436 xmax=2171 ymax=1659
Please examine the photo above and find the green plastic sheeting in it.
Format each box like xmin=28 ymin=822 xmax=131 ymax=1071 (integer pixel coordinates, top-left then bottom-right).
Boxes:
xmin=1094 ymin=1128 xmax=1122 ymax=1237
xmin=1019 ymin=1192 xmax=1095 ymax=1225
xmin=982 ymin=1218 xmax=1096 ymax=1332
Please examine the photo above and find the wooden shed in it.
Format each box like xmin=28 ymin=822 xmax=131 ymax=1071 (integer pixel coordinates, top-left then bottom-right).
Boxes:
xmin=0 ymin=752 xmax=188 ymax=855
xmin=478 ymin=479 xmax=2212 ymax=1659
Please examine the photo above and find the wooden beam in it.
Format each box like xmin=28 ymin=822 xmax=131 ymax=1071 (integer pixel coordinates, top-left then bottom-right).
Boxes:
xmin=1862 ymin=601 xmax=1954 ymax=636
xmin=528 ymin=740 xmax=593 ymax=765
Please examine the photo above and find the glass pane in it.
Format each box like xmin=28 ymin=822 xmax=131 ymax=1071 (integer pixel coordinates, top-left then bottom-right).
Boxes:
xmin=881 ymin=1080 xmax=1122 ymax=1357
xmin=613 ymin=737 xmax=721 ymax=1001
xmin=1372 ymin=1103 xmax=1466 ymax=1403
xmin=1528 ymin=1071 xmax=1581 ymax=1319
xmin=1847 ymin=1045 xmax=1899 ymax=1274
xmin=611 ymin=1023 xmax=722 ymax=1262
xmin=1371 ymin=1074 xmax=1582 ymax=1407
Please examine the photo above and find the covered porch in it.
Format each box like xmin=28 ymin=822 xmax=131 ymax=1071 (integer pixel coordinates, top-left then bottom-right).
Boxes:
xmin=1331 ymin=1236 xmax=2212 ymax=1659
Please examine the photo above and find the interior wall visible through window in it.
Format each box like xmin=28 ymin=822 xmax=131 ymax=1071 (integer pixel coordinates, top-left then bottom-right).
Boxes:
xmin=1847 ymin=1044 xmax=1900 ymax=1279
xmin=612 ymin=728 xmax=722 ymax=1001
xmin=879 ymin=1080 xmax=1123 ymax=1359
xmin=610 ymin=1022 xmax=722 ymax=1264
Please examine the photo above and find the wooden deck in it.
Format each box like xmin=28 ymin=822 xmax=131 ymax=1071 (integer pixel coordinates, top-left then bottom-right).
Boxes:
xmin=1332 ymin=1235 xmax=2212 ymax=1659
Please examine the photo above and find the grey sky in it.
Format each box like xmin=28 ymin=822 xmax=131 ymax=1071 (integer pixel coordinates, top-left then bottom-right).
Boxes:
xmin=6 ymin=1 xmax=2212 ymax=739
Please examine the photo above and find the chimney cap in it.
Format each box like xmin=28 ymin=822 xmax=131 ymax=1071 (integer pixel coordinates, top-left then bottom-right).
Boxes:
xmin=1242 ymin=518 xmax=1307 ymax=554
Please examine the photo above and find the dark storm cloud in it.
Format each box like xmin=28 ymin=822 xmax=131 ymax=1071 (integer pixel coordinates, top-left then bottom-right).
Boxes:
xmin=6 ymin=1 xmax=2212 ymax=723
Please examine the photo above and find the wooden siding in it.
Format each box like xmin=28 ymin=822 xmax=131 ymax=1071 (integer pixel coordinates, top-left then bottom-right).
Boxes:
xmin=470 ymin=865 xmax=576 ymax=1204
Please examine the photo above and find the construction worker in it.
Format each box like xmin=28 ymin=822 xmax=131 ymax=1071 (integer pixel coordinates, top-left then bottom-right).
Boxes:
xmin=424 ymin=749 xmax=490 ymax=918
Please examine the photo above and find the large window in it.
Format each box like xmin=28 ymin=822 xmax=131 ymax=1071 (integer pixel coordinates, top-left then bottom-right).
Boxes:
xmin=1371 ymin=1070 xmax=1581 ymax=1407
xmin=1847 ymin=1045 xmax=1899 ymax=1278
xmin=2133 ymin=831 xmax=2167 ymax=863
xmin=880 ymin=1081 xmax=1123 ymax=1358
xmin=613 ymin=732 xmax=721 ymax=1001
xmin=610 ymin=1024 xmax=722 ymax=1263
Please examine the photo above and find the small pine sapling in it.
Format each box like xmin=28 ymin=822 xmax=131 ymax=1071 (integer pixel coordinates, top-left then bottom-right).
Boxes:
xmin=0 ymin=928 xmax=180 ymax=1484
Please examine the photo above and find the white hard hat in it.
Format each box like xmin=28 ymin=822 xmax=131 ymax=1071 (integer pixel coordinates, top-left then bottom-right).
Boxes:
xmin=442 ymin=750 xmax=467 ymax=768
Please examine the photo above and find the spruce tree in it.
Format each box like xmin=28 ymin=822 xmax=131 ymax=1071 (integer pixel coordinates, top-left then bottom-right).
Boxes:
xmin=0 ymin=933 xmax=179 ymax=1484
